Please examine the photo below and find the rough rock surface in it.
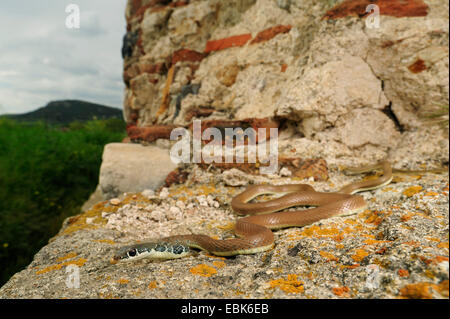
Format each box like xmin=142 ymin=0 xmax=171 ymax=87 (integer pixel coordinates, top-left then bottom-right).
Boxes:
xmin=122 ymin=0 xmax=448 ymax=164
xmin=99 ymin=143 xmax=177 ymax=199
xmin=0 ymin=165 xmax=448 ymax=299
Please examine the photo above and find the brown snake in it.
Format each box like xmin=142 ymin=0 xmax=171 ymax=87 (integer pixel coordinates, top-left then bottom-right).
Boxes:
xmin=111 ymin=161 xmax=393 ymax=263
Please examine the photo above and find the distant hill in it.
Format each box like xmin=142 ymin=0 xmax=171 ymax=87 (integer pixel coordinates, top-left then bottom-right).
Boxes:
xmin=2 ymin=100 xmax=123 ymax=125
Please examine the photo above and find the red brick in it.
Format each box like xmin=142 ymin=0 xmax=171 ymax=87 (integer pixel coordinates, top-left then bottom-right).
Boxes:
xmin=165 ymin=168 xmax=189 ymax=187
xmin=250 ymin=25 xmax=292 ymax=44
xmin=185 ymin=107 xmax=216 ymax=122
xmin=204 ymin=34 xmax=252 ymax=53
xmin=126 ymin=124 xmax=177 ymax=142
xmin=323 ymin=0 xmax=428 ymax=19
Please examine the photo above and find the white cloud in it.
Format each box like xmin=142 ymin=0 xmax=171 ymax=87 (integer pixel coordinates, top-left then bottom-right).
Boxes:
xmin=0 ymin=0 xmax=127 ymax=114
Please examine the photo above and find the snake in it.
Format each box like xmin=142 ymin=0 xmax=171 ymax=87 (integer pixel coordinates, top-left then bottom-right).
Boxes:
xmin=111 ymin=161 xmax=393 ymax=263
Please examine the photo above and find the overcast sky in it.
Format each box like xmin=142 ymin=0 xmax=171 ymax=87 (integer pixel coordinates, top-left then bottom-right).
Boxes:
xmin=0 ymin=0 xmax=127 ymax=115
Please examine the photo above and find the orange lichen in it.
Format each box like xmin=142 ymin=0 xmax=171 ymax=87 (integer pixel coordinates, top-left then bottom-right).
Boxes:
xmin=399 ymin=280 xmax=449 ymax=299
xmin=190 ymin=264 xmax=217 ymax=277
xmin=424 ymin=191 xmax=439 ymax=197
xmin=437 ymin=242 xmax=449 ymax=249
xmin=320 ymin=251 xmax=338 ymax=262
xmin=116 ymin=278 xmax=130 ymax=285
xmin=332 ymin=286 xmax=350 ymax=297
xmin=339 ymin=263 xmax=360 ymax=270
xmin=401 ymin=212 xmax=415 ymax=222
xmin=269 ymin=274 xmax=304 ymax=294
xmin=212 ymin=261 xmax=226 ymax=269
xmin=364 ymin=239 xmax=391 ymax=245
xmin=364 ymin=210 xmax=385 ymax=225
xmin=434 ymin=256 xmax=449 ymax=263
xmin=403 ymin=241 xmax=421 ymax=247
xmin=94 ymin=239 xmax=116 ymax=245
xmin=36 ymin=258 xmax=87 ymax=275
xmin=351 ymin=248 xmax=369 ymax=262
xmin=155 ymin=64 xmax=176 ymax=120
xmin=148 ymin=281 xmax=158 ymax=289
xmin=301 ymin=225 xmax=341 ymax=237
xmin=56 ymin=252 xmax=78 ymax=262
xmin=402 ymin=186 xmax=423 ymax=197
xmin=398 ymin=269 xmax=410 ymax=277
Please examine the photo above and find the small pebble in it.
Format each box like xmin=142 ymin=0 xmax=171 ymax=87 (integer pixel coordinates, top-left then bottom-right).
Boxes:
xmin=142 ymin=189 xmax=155 ymax=198
xmin=110 ymin=198 xmax=121 ymax=206
xmin=159 ymin=187 xmax=169 ymax=199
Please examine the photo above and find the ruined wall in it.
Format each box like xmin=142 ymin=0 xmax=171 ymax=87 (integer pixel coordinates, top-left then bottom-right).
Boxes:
xmin=121 ymin=0 xmax=449 ymax=168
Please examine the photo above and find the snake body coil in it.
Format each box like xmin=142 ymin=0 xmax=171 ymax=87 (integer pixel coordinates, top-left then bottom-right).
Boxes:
xmin=111 ymin=161 xmax=392 ymax=263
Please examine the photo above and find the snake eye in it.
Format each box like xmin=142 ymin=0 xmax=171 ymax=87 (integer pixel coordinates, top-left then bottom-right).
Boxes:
xmin=127 ymin=249 xmax=137 ymax=257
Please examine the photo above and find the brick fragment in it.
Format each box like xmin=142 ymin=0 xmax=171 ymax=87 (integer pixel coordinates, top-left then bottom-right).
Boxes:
xmin=250 ymin=25 xmax=292 ymax=44
xmin=408 ymin=59 xmax=427 ymax=73
xmin=126 ymin=124 xmax=177 ymax=142
xmin=204 ymin=34 xmax=252 ymax=53
xmin=172 ymin=49 xmax=205 ymax=65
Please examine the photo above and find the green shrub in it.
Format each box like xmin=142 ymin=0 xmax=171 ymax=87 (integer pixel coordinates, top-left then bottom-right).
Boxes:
xmin=0 ymin=118 xmax=126 ymax=286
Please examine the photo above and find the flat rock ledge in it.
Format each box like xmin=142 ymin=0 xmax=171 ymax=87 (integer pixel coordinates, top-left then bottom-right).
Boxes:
xmin=0 ymin=168 xmax=448 ymax=299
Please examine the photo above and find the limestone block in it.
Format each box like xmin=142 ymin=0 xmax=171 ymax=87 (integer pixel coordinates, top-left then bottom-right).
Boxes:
xmin=99 ymin=143 xmax=178 ymax=199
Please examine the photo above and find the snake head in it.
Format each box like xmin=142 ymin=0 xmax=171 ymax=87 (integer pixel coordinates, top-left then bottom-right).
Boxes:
xmin=110 ymin=241 xmax=191 ymax=264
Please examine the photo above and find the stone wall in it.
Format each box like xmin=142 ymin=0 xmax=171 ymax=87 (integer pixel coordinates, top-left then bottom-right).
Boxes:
xmin=1 ymin=0 xmax=448 ymax=300
xmin=121 ymin=0 xmax=448 ymax=169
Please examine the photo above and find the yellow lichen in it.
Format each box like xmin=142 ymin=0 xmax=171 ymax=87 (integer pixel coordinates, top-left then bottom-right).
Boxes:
xmin=116 ymin=278 xmax=129 ymax=284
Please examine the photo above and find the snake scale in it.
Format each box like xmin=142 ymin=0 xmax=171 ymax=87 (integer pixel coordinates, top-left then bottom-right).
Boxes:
xmin=111 ymin=161 xmax=393 ymax=263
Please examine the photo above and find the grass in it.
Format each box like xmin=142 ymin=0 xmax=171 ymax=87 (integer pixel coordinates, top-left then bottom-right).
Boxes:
xmin=0 ymin=118 xmax=126 ymax=286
